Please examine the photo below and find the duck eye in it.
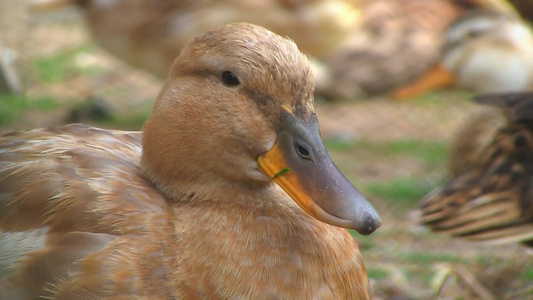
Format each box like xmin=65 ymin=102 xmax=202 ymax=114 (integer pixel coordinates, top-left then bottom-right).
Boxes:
xmin=297 ymin=145 xmax=310 ymax=158
xmin=221 ymin=71 xmax=240 ymax=86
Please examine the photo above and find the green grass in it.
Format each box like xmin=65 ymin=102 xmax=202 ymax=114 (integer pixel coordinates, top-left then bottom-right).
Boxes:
xmin=324 ymin=139 xmax=359 ymax=151
xmin=402 ymin=252 xmax=466 ymax=264
xmin=62 ymin=96 xmax=152 ymax=130
xmin=408 ymin=89 xmax=475 ymax=106
xmin=0 ymin=93 xmax=151 ymax=129
xmin=33 ymin=44 xmax=99 ymax=83
xmin=385 ymin=140 xmax=447 ymax=164
xmin=325 ymin=139 xmax=448 ymax=165
xmin=0 ymin=94 xmax=60 ymax=126
xmin=101 ymin=110 xmax=150 ymax=130
xmin=325 ymin=139 xmax=448 ymax=208
xmin=475 ymin=255 xmax=505 ymax=267
xmin=367 ymin=267 xmax=389 ymax=280
xmin=521 ymin=266 xmax=533 ymax=282
xmin=96 ymin=102 xmax=152 ymax=130
xmin=405 ymin=267 xmax=438 ymax=287
xmin=361 ymin=177 xmax=437 ymax=208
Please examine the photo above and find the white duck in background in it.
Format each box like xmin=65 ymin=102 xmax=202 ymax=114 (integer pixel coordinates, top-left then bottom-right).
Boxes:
xmin=394 ymin=11 xmax=533 ymax=98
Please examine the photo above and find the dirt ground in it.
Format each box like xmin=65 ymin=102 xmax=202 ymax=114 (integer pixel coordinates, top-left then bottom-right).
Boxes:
xmin=1 ymin=1 xmax=531 ymax=299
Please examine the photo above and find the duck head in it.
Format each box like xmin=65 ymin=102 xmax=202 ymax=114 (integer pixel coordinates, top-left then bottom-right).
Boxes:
xmin=141 ymin=23 xmax=381 ymax=235
xmin=443 ymin=12 xmax=533 ymax=93
xmin=393 ymin=12 xmax=533 ymax=99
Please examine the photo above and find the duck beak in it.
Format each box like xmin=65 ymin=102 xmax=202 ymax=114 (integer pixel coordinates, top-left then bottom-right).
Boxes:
xmin=258 ymin=105 xmax=381 ymax=235
xmin=391 ymin=64 xmax=457 ymax=100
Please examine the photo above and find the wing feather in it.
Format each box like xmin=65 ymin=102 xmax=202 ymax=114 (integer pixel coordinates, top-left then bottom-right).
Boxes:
xmin=0 ymin=124 xmax=172 ymax=299
xmin=419 ymin=122 xmax=533 ymax=245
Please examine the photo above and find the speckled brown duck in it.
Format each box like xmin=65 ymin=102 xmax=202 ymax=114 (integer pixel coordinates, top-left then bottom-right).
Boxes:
xmin=419 ymin=92 xmax=533 ymax=246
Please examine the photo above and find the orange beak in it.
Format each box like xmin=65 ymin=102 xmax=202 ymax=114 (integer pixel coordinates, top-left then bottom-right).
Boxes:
xmin=391 ymin=64 xmax=457 ymax=100
xmin=258 ymin=105 xmax=381 ymax=235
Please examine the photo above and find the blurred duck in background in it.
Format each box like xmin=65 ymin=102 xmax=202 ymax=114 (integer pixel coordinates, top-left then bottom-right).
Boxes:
xmin=31 ymin=0 xmax=517 ymax=99
xmin=395 ymin=10 xmax=533 ymax=247
xmin=393 ymin=11 xmax=533 ymax=98
xmin=394 ymin=11 xmax=533 ymax=177
xmin=31 ymin=0 xmax=362 ymax=80
xmin=314 ymin=0 xmax=519 ymax=98
xmin=314 ymin=0 xmax=466 ymax=98
xmin=419 ymin=93 xmax=533 ymax=247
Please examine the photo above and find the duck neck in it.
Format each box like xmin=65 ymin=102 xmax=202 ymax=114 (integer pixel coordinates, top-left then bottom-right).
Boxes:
xmin=158 ymin=174 xmax=277 ymax=207
xmin=140 ymin=111 xmax=270 ymax=204
xmin=140 ymin=144 xmax=271 ymax=205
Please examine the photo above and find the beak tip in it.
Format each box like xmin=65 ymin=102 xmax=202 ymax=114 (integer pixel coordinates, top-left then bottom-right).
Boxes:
xmin=356 ymin=215 xmax=382 ymax=236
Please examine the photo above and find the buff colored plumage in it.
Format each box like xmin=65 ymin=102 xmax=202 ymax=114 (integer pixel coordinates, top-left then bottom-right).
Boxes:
xmin=0 ymin=23 xmax=381 ymax=299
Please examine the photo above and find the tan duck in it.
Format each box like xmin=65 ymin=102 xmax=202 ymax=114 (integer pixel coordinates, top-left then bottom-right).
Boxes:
xmin=0 ymin=23 xmax=381 ymax=299
xmin=419 ymin=92 xmax=533 ymax=246
xmin=30 ymin=0 xmax=362 ymax=79
xmin=31 ymin=0 xmax=515 ymax=99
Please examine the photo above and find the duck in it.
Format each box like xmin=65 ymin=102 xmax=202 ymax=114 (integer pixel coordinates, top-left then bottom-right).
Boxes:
xmin=418 ymin=92 xmax=533 ymax=246
xmin=30 ymin=0 xmax=362 ymax=80
xmin=0 ymin=23 xmax=381 ymax=299
xmin=314 ymin=0 xmax=511 ymax=98
xmin=393 ymin=10 xmax=533 ymax=99
xmin=30 ymin=0 xmax=515 ymax=99
xmin=396 ymin=11 xmax=533 ymax=246
xmin=392 ymin=11 xmax=533 ymax=177
xmin=448 ymin=107 xmax=507 ymax=177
